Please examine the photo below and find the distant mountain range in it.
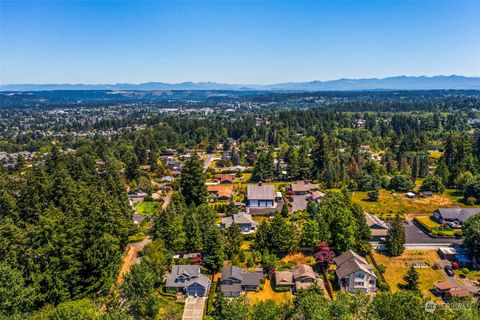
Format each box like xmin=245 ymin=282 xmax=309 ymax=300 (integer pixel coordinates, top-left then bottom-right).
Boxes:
xmin=2 ymin=75 xmax=480 ymax=92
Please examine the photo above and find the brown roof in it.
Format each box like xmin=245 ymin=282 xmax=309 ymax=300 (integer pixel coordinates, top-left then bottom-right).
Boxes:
xmin=434 ymin=281 xmax=458 ymax=291
xmin=275 ymin=271 xmax=294 ymax=286
xmin=214 ymin=174 xmax=234 ymax=183
xmin=207 ymin=185 xmax=234 ymax=198
xmin=291 ymin=181 xmax=320 ymax=193
xmin=247 ymin=184 xmax=275 ymax=200
xmin=292 ymin=264 xmax=315 ymax=280
xmin=445 ymin=288 xmax=470 ymax=298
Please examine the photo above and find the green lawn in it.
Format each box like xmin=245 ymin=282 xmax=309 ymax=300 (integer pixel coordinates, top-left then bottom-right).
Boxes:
xmin=415 ymin=216 xmax=440 ymax=229
xmin=414 ymin=216 xmax=458 ymax=237
xmin=135 ymin=201 xmax=160 ymax=216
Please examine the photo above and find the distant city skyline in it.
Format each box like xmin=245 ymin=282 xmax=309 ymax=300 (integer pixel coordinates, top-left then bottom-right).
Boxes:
xmin=1 ymin=1 xmax=479 ymax=85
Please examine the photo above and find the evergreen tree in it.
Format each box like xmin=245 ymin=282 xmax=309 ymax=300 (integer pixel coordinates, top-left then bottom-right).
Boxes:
xmin=268 ymin=213 xmax=295 ymax=252
xmin=386 ymin=216 xmax=405 ymax=256
xmin=183 ymin=206 xmax=202 ymax=251
xmin=403 ymin=266 xmax=420 ymax=291
xmin=224 ymin=223 xmax=242 ymax=259
xmin=180 ymin=154 xmax=207 ymax=206
xmin=203 ymin=226 xmax=225 ymax=271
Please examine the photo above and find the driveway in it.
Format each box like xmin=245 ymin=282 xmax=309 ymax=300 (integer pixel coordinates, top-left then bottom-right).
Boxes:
xmin=291 ymin=195 xmax=308 ymax=213
xmin=404 ymin=220 xmax=462 ymax=245
xmin=183 ymin=297 xmax=206 ymax=320
xmin=203 ymin=153 xmax=215 ymax=170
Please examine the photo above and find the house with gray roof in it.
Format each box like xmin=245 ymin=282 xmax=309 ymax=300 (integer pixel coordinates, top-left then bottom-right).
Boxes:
xmin=164 ymin=265 xmax=210 ymax=297
xmin=246 ymin=184 xmax=276 ymax=208
xmin=220 ymin=212 xmax=258 ymax=234
xmin=220 ymin=265 xmax=263 ymax=297
xmin=334 ymin=250 xmax=376 ymax=293
xmin=365 ymin=212 xmax=390 ymax=240
xmin=433 ymin=207 xmax=480 ymax=225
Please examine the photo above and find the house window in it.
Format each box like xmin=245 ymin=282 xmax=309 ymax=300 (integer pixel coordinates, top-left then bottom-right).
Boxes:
xmin=369 ymin=280 xmax=375 ymax=285
xmin=355 ymin=272 xmax=365 ymax=279
xmin=354 ymin=282 xmax=364 ymax=287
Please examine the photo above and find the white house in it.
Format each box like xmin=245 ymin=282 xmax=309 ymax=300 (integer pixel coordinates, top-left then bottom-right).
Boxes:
xmin=334 ymin=250 xmax=377 ymax=293
xmin=246 ymin=184 xmax=276 ymax=208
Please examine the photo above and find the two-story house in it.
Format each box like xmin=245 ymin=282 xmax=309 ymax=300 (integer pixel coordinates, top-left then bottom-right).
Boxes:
xmin=220 ymin=265 xmax=263 ymax=297
xmin=220 ymin=212 xmax=258 ymax=234
xmin=164 ymin=265 xmax=210 ymax=297
xmin=334 ymin=250 xmax=377 ymax=293
xmin=274 ymin=264 xmax=324 ymax=292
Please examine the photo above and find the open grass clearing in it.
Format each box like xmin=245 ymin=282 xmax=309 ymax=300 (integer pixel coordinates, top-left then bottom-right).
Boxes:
xmin=280 ymin=253 xmax=315 ymax=266
xmin=351 ymin=189 xmax=465 ymax=219
xmin=371 ymin=250 xmax=445 ymax=300
xmin=246 ymin=279 xmax=293 ymax=304
xmin=135 ymin=201 xmax=161 ymax=216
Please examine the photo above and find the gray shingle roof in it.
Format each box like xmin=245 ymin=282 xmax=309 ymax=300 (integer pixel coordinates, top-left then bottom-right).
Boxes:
xmin=247 ymin=184 xmax=275 ymax=200
xmin=334 ymin=250 xmax=376 ymax=279
xmin=220 ymin=265 xmax=263 ymax=293
xmin=165 ymin=265 xmax=209 ymax=289
xmin=436 ymin=208 xmax=480 ymax=223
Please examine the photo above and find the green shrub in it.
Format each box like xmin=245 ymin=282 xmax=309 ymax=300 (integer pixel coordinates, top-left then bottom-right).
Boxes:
xmin=273 ymin=286 xmax=291 ymax=292
xmin=377 ymin=264 xmax=387 ymax=274
xmin=128 ymin=232 xmax=145 ymax=242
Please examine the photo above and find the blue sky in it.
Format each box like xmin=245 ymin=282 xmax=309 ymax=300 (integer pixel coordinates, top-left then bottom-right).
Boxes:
xmin=1 ymin=1 xmax=479 ymax=84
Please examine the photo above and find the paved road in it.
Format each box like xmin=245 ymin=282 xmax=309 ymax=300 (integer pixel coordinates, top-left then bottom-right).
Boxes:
xmin=183 ymin=297 xmax=206 ymax=320
xmin=291 ymin=195 xmax=308 ymax=213
xmin=404 ymin=220 xmax=462 ymax=244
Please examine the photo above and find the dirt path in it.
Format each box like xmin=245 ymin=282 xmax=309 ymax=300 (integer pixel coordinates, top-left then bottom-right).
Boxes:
xmin=117 ymin=193 xmax=171 ymax=283
xmin=117 ymin=236 xmax=152 ymax=283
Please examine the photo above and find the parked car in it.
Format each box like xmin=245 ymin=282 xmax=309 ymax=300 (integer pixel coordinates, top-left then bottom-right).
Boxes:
xmin=444 ymin=265 xmax=454 ymax=277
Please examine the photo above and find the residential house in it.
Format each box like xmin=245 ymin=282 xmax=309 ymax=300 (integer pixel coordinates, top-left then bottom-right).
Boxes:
xmin=290 ymin=181 xmax=320 ymax=195
xmin=220 ymin=265 xmax=263 ymax=297
xmin=164 ymin=265 xmax=210 ymax=297
xmin=274 ymin=264 xmax=323 ymax=292
xmin=364 ymin=213 xmax=390 ymax=240
xmin=309 ymin=191 xmax=325 ymax=203
xmin=246 ymin=184 xmax=276 ymax=208
xmin=220 ymin=212 xmax=258 ymax=234
xmin=166 ymin=160 xmax=183 ymax=171
xmin=128 ymin=190 xmax=147 ymax=205
xmin=207 ymin=184 xmax=234 ymax=202
xmin=433 ymin=207 xmax=480 ymax=226
xmin=214 ymin=174 xmax=234 ymax=184
xmin=434 ymin=281 xmax=471 ymax=300
xmin=334 ymin=250 xmax=377 ymax=293
xmin=161 ymin=176 xmax=175 ymax=183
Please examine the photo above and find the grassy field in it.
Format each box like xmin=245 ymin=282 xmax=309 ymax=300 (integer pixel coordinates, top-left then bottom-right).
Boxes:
xmin=135 ymin=201 xmax=160 ymax=216
xmin=246 ymin=279 xmax=293 ymax=304
xmin=351 ymin=189 xmax=465 ymax=219
xmin=281 ymin=253 xmax=315 ymax=265
xmin=371 ymin=250 xmax=445 ymax=300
